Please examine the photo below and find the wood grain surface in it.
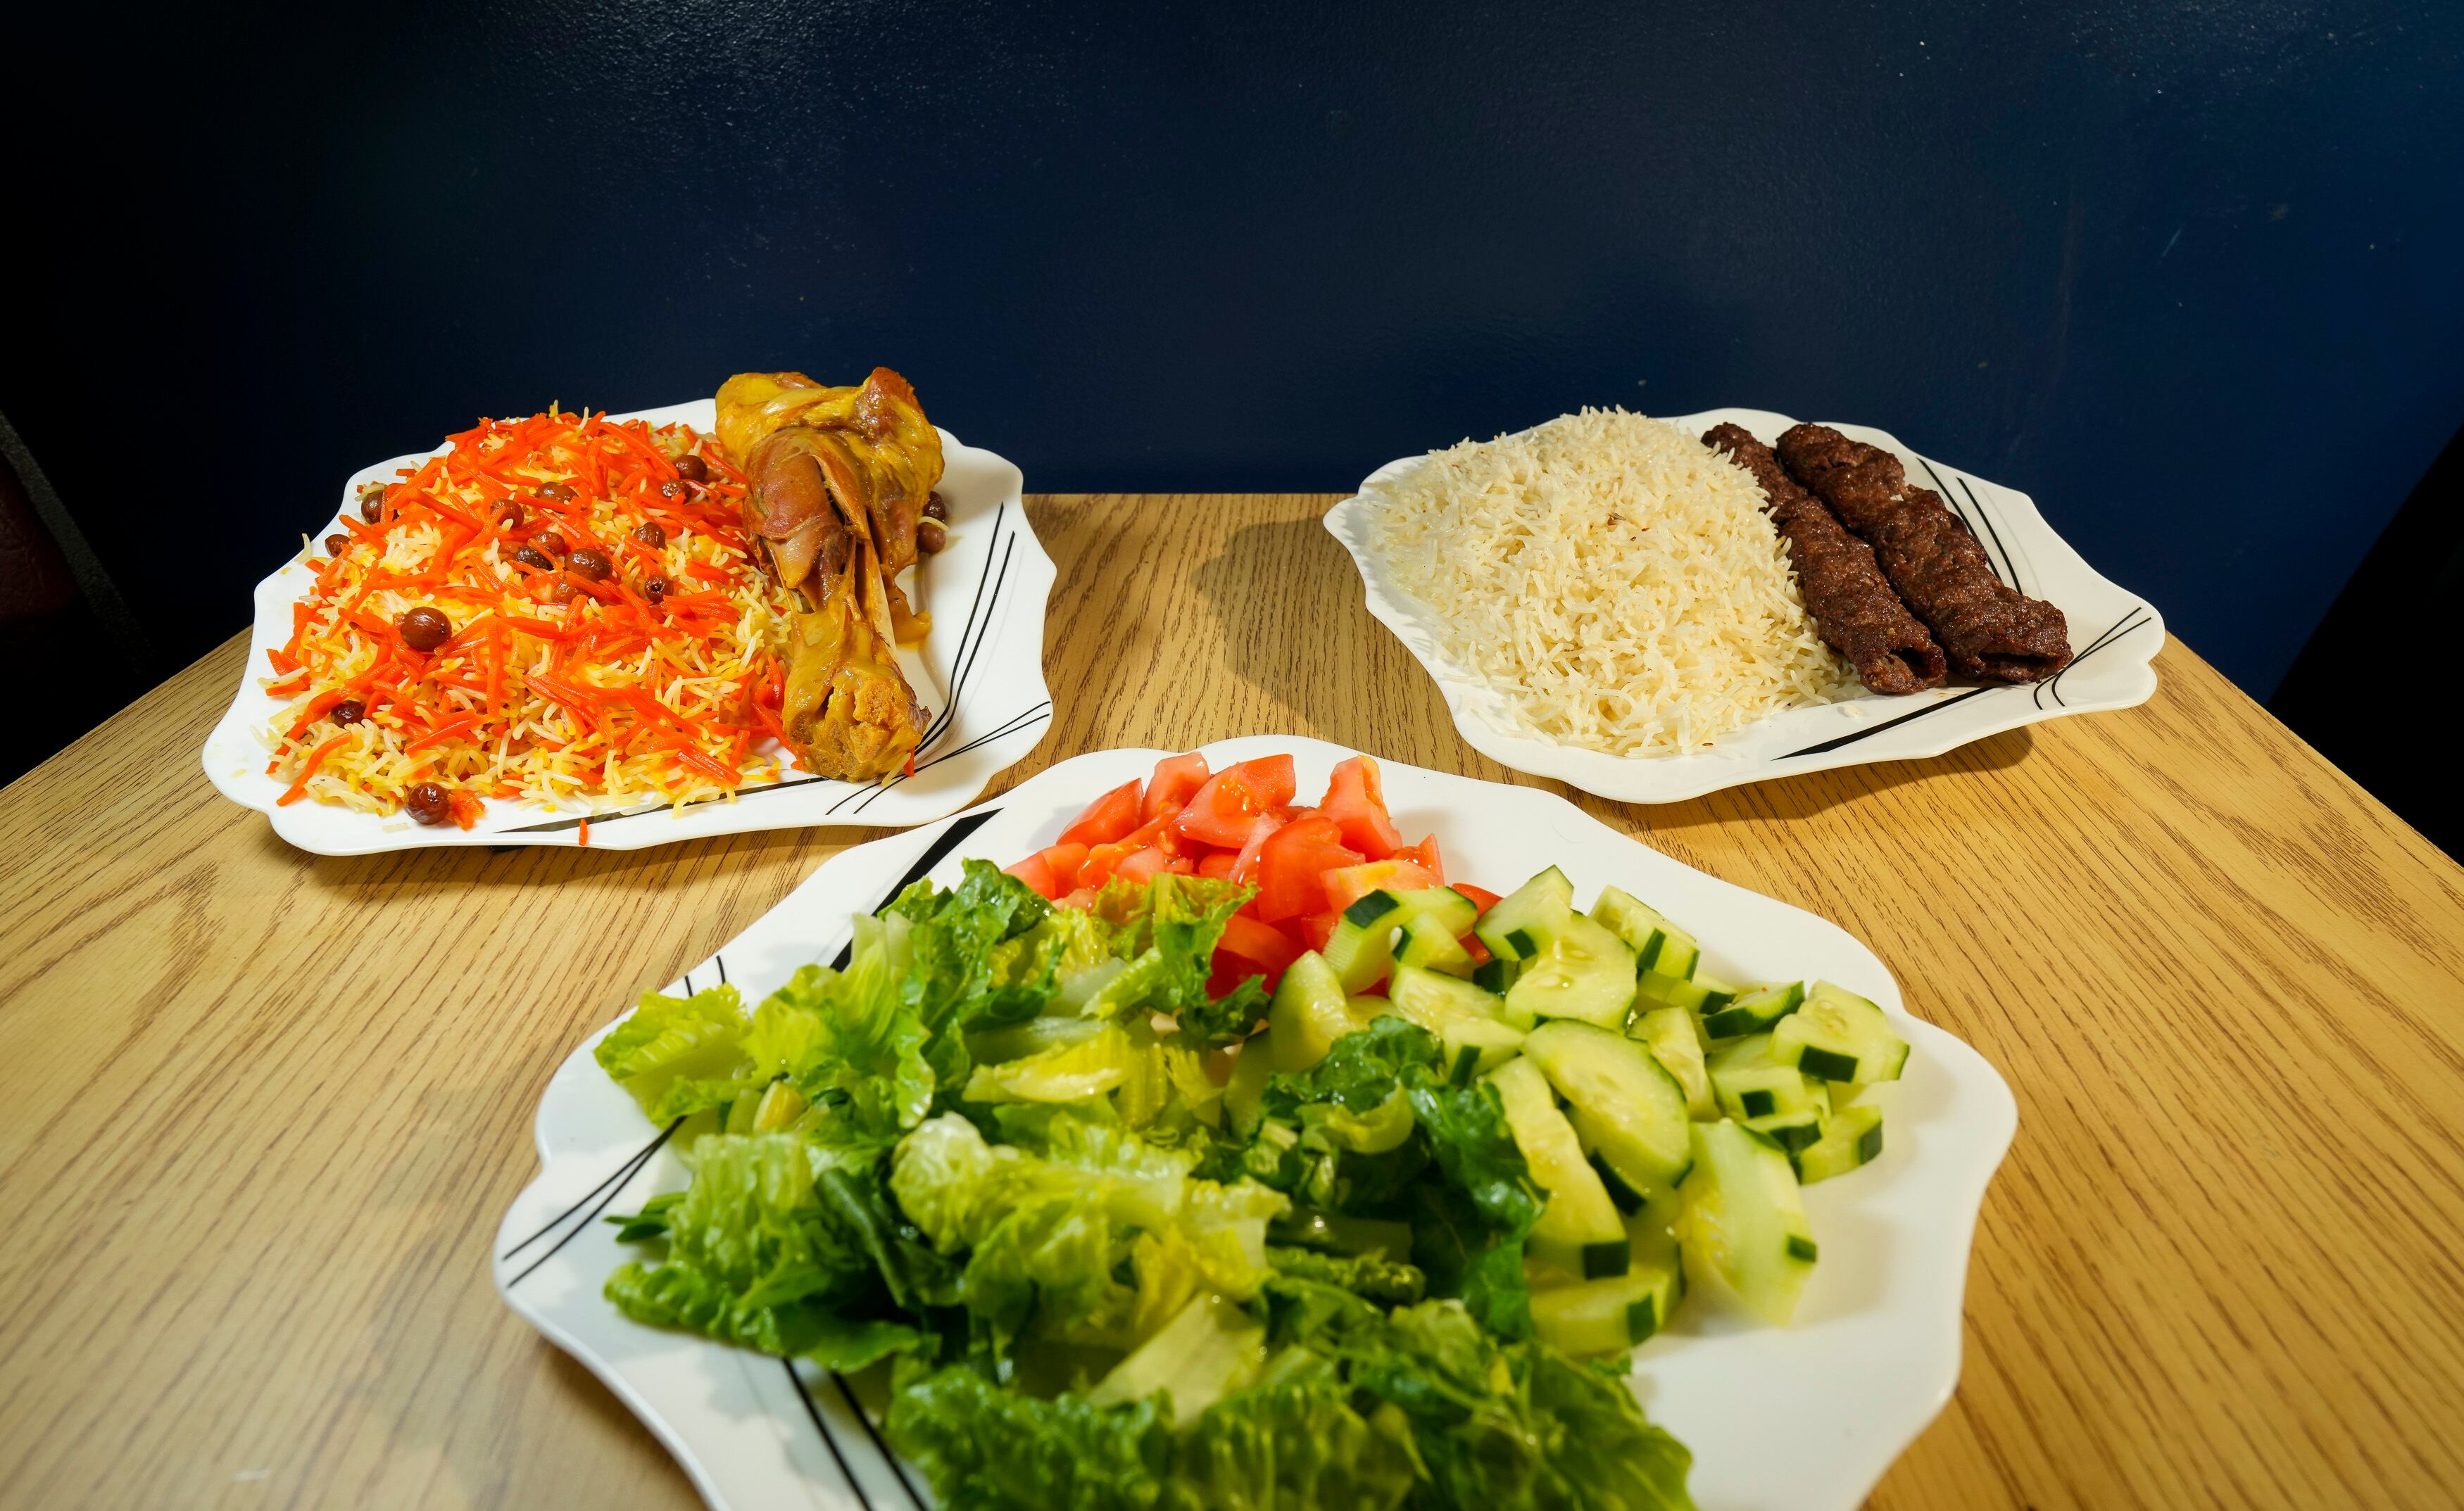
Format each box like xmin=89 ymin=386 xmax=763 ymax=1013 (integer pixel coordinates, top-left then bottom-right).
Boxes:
xmin=3 ymin=493 xmax=2460 ymax=1511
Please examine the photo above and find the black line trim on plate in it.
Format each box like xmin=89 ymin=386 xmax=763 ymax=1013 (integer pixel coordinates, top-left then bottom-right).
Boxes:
xmin=785 ymin=1360 xmax=876 ymax=1511
xmin=497 ymin=773 xmax=855 ymax=834
xmin=1778 ymin=688 xmax=1995 ymax=759
xmin=826 ymin=807 xmax=1003 ymax=969
xmin=845 ymin=701 xmax=1050 ymax=818
xmin=499 ymin=1118 xmax=684 ymax=1284
xmin=834 ymin=1371 xmax=929 ymax=1509
xmin=715 ymin=953 xmax=728 ymax=985
xmin=914 ymin=505 xmax=1012 ymax=752
xmin=1953 ymin=474 xmax=2023 ymax=596
xmin=2032 ymin=606 xmax=2154 ymax=710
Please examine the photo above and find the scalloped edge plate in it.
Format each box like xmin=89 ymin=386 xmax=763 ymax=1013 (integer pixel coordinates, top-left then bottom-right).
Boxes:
xmin=1324 ymin=408 xmax=2161 ymax=803
xmin=493 ymin=736 xmax=2016 ymax=1511
xmin=201 ymin=400 xmax=1055 ymax=853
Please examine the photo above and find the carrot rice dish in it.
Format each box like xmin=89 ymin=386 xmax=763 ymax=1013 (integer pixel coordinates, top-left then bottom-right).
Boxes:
xmin=260 ymin=408 xmax=796 ymax=826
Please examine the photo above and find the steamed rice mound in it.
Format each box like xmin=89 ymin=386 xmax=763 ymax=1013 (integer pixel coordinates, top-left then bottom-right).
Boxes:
xmin=1372 ymin=408 xmax=1852 ymax=757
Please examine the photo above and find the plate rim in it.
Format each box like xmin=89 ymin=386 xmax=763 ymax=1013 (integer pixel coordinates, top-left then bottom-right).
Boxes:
xmin=1324 ymin=406 xmax=2163 ymax=802
xmin=199 ymin=400 xmax=1057 ymax=853
xmin=492 ymin=735 xmax=2019 ymax=1511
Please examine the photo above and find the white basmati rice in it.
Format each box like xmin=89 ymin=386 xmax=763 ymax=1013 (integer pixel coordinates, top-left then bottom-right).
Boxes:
xmin=1370 ymin=408 xmax=1851 ymax=757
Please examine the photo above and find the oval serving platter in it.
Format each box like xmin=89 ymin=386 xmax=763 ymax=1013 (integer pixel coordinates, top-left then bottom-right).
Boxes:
xmin=1324 ymin=408 xmax=2162 ymax=804
xmin=201 ymin=400 xmax=1056 ymax=854
xmin=494 ymin=735 xmax=2017 ymax=1511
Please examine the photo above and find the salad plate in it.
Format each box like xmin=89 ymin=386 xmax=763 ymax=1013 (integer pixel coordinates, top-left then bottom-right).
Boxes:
xmin=494 ymin=736 xmax=2016 ymax=1511
xmin=201 ymin=400 xmax=1057 ymax=854
xmin=1325 ymin=408 xmax=2162 ymax=804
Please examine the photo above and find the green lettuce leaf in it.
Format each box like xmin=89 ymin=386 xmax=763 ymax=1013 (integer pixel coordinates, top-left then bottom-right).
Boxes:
xmin=593 ymin=985 xmax=750 ymax=1120
xmin=886 ymin=1360 xmax=1176 ymax=1511
xmin=1267 ymin=1244 xmax=1428 ymax=1305
xmin=603 ymin=1133 xmax=883 ymax=1358
xmin=1169 ymin=1376 xmax=1420 ymax=1511
xmin=887 ymin=859 xmax=1056 ymax=1032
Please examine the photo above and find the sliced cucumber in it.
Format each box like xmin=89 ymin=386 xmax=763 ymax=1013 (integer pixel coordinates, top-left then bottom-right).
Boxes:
xmin=1678 ymin=1120 xmax=1818 ymax=1325
xmin=1390 ymin=886 xmax=1478 ymax=938
xmin=1269 ymin=952 xmax=1375 ymax=1071
xmin=1473 ymin=866 xmax=1574 ymax=963
xmin=1385 ymin=963 xmax=1527 ymax=1073
xmin=1471 ymin=956 xmax=1519 ymax=994
xmin=1796 ymin=1101 xmax=1884 ymax=1184
xmin=1709 ymin=1033 xmax=1824 ymax=1122
xmin=1636 ymin=968 xmax=1740 ymax=1016
xmin=1321 ymin=891 xmax=1404 ymax=992
xmin=1701 ymin=979 xmax=1804 ymax=1041
xmin=1589 ymin=886 xmax=1700 ymax=980
xmin=1771 ymin=981 xmax=1909 ymax=1085
xmin=1521 ymin=1020 xmax=1692 ymax=1198
xmin=1488 ymin=1056 xmax=1628 ymax=1279
xmin=1744 ymin=1105 xmax=1828 ymax=1163
xmin=1527 ymin=1248 xmax=1685 ymax=1355
xmin=1395 ymin=913 xmax=1475 ymax=978
xmin=1631 ymin=1007 xmax=1716 ymax=1120
xmin=1503 ymin=911 xmax=1637 ymax=1029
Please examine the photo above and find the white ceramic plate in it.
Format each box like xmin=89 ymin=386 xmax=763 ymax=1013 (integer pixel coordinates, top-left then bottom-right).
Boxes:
xmin=201 ymin=400 xmax=1055 ymax=854
xmin=1325 ymin=408 xmax=2162 ymax=803
xmin=494 ymin=736 xmax=2017 ymax=1511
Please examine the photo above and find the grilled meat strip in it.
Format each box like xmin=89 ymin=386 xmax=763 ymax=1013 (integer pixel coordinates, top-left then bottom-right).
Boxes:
xmin=1704 ymin=423 xmax=1946 ymax=695
xmin=1775 ymin=424 xmax=2071 ymax=684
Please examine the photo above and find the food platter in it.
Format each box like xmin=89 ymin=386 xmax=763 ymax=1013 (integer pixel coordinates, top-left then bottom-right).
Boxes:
xmin=494 ymin=736 xmax=2017 ymax=1511
xmin=1325 ymin=407 xmax=2162 ymax=804
xmin=201 ymin=399 xmax=1056 ymax=854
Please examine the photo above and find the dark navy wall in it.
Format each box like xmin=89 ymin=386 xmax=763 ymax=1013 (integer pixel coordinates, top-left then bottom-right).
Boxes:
xmin=6 ymin=0 xmax=2459 ymax=698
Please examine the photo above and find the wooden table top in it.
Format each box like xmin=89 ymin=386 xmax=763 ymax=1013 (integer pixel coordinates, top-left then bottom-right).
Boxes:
xmin=3 ymin=492 xmax=2460 ymax=1511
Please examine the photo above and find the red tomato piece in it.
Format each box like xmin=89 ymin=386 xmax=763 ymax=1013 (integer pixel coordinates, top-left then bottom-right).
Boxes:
xmin=1254 ymin=816 xmax=1364 ymax=922
xmin=1079 ymin=839 xmax=1133 ymax=890
xmin=1292 ymin=910 xmax=1341 ymax=952
xmin=1217 ymin=912 xmax=1302 ymax=980
xmin=1058 ymin=778 xmax=1143 ymax=847
xmin=1322 ymin=858 xmax=1440 ymax=914
xmin=1038 ymin=842 xmax=1089 ymax=892
xmin=1003 ymin=852 xmax=1062 ymax=900
xmin=1143 ymin=752 xmax=1211 ymax=822
xmin=1461 ymin=931 xmax=1492 ymax=965
xmin=1056 ymin=887 xmax=1098 ymax=911
xmin=1318 ymin=756 xmax=1405 ymax=859
xmin=1390 ymin=835 xmax=1444 ymax=885
xmin=1114 ymin=847 xmax=1188 ymax=885
xmin=1453 ymin=883 xmax=1502 ymax=914
xmin=1175 ymin=755 xmax=1298 ymax=848
xmin=1195 ymin=851 xmax=1238 ymax=880
xmin=1229 ymin=812 xmax=1286 ymax=885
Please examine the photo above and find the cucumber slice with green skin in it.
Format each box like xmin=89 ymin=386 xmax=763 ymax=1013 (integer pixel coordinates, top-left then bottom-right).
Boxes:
xmin=1636 ymin=969 xmax=1740 ymax=1016
xmin=1322 ymin=891 xmax=1404 ymax=992
xmin=1796 ymin=1101 xmax=1884 ymax=1184
xmin=1521 ymin=1020 xmax=1693 ymax=1198
xmin=1709 ymin=1033 xmax=1825 ymax=1122
xmin=1383 ymin=963 xmax=1527 ymax=1074
xmin=1678 ymin=1120 xmax=1818 ymax=1325
xmin=1269 ymin=952 xmax=1377 ymax=1071
xmin=1745 ymin=1106 xmax=1828 ymax=1163
xmin=1395 ymin=914 xmax=1476 ymax=978
xmin=1700 ymin=980 xmax=1804 ymax=1040
xmin=1473 ymin=867 xmax=1574 ymax=963
xmin=1632 ymin=1007 xmax=1716 ymax=1120
xmin=1526 ymin=1248 xmax=1685 ymax=1355
xmin=1590 ymin=885 xmax=1700 ymax=980
xmin=1471 ymin=956 xmax=1519 ymax=994
xmin=1488 ymin=1056 xmax=1629 ymax=1279
xmin=1504 ymin=911 xmax=1638 ymax=1029
xmin=1390 ymin=887 xmax=1478 ymax=938
xmin=1772 ymin=981 xmax=1910 ymax=1085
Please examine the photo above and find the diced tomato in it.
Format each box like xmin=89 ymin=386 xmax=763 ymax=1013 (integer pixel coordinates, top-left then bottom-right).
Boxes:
xmin=1293 ymin=910 xmax=1341 ymax=952
xmin=1195 ymin=851 xmax=1238 ymax=880
xmin=1057 ymin=887 xmax=1098 ymax=911
xmin=1454 ymin=883 xmax=1503 ymax=915
xmin=1215 ymin=912 xmax=1302 ymax=987
xmin=1079 ymin=839 xmax=1134 ymax=890
xmin=1254 ymin=815 xmax=1363 ymax=922
xmin=1058 ymin=778 xmax=1143 ymax=847
xmin=1390 ymin=835 xmax=1444 ymax=885
xmin=1175 ymin=755 xmax=1298 ymax=847
xmin=1461 ymin=932 xmax=1492 ymax=965
xmin=1039 ymin=842 xmax=1090 ymax=892
xmin=1229 ymin=812 xmax=1285 ymax=885
xmin=1143 ymin=752 xmax=1211 ymax=822
xmin=1004 ymin=852 xmax=1063 ymax=899
xmin=1322 ymin=858 xmax=1440 ymax=914
xmin=1319 ymin=756 xmax=1405 ymax=859
xmin=1114 ymin=847 xmax=1190 ymax=885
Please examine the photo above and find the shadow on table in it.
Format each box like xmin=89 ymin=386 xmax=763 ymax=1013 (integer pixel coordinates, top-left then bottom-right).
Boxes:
xmin=1630 ymin=726 xmax=2041 ymax=836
